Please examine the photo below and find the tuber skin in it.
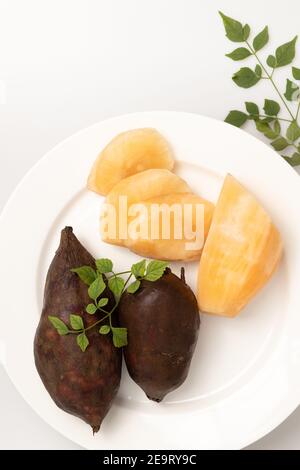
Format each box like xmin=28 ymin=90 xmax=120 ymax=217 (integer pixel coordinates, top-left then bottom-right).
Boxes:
xmin=119 ymin=268 xmax=200 ymax=402
xmin=34 ymin=227 xmax=122 ymax=433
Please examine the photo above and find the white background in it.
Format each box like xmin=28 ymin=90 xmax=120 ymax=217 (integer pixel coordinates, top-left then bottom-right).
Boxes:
xmin=1 ymin=0 xmax=300 ymax=449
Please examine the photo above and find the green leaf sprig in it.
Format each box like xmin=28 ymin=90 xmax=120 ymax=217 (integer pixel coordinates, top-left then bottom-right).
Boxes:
xmin=48 ymin=258 xmax=168 ymax=352
xmin=220 ymin=11 xmax=300 ymax=166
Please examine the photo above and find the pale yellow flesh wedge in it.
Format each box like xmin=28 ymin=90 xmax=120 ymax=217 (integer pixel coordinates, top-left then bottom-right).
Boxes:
xmin=197 ymin=174 xmax=283 ymax=317
xmin=87 ymin=128 xmax=174 ymax=195
xmin=124 ymin=193 xmax=215 ymax=261
xmin=106 ymin=168 xmax=191 ymax=207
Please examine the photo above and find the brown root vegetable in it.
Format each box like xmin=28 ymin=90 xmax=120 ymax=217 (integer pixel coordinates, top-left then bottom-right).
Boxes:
xmin=34 ymin=227 xmax=121 ymax=432
xmin=119 ymin=268 xmax=200 ymax=402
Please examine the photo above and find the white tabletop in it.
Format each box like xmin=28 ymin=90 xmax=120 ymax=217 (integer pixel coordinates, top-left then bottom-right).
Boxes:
xmin=1 ymin=0 xmax=300 ymax=450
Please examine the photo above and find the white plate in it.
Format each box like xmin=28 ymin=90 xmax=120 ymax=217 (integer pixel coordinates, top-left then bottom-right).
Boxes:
xmin=1 ymin=111 xmax=300 ymax=450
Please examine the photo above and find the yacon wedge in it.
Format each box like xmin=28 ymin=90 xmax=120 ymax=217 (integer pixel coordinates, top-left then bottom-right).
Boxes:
xmin=197 ymin=175 xmax=283 ymax=317
xmin=124 ymin=193 xmax=214 ymax=261
xmin=87 ymin=128 xmax=174 ymax=195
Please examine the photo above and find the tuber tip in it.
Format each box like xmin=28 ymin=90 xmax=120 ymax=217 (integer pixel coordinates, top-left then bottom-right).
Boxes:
xmin=59 ymin=227 xmax=74 ymax=248
xmin=92 ymin=424 xmax=100 ymax=435
xmin=146 ymin=394 xmax=163 ymax=403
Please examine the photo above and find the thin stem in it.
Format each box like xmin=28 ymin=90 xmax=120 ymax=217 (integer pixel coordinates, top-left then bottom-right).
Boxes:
xmin=98 ymin=307 xmax=109 ymax=314
xmin=296 ymin=102 xmax=300 ymax=121
xmin=68 ymin=285 xmax=124 ymax=335
xmin=68 ymin=313 xmax=110 ymax=334
xmin=246 ymin=41 xmax=295 ymax=120
xmin=269 ymin=77 xmax=295 ymax=120
xmin=106 ymin=270 xmax=131 ymax=279
xmin=68 ymin=272 xmax=135 ymax=337
xmin=85 ymin=313 xmax=110 ymax=332
xmin=123 ymin=273 xmax=132 ymax=291
xmin=254 ymin=114 xmax=292 ymax=123
xmin=108 ymin=312 xmax=113 ymax=328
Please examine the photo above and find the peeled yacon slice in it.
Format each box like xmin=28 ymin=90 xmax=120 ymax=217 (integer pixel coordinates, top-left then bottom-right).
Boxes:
xmin=87 ymin=128 xmax=174 ymax=195
xmin=124 ymin=193 xmax=215 ymax=261
xmin=34 ymin=227 xmax=122 ymax=433
xmin=197 ymin=174 xmax=283 ymax=317
xmin=119 ymin=268 xmax=200 ymax=402
xmin=106 ymin=169 xmax=191 ymax=207
xmin=102 ymin=169 xmax=192 ymax=246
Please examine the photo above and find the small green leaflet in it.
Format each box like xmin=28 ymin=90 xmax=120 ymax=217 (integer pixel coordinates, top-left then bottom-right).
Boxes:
xmin=267 ymin=123 xmax=280 ymax=139
xmin=266 ymin=55 xmax=277 ymax=68
xmin=99 ymin=325 xmax=110 ymax=335
xmin=271 ymin=137 xmax=289 ymax=151
xmin=144 ymin=260 xmax=169 ymax=282
xmin=108 ymin=276 xmax=125 ymax=299
xmin=292 ymin=67 xmax=300 ymax=80
xmin=98 ymin=298 xmax=109 ymax=307
xmin=283 ymin=152 xmax=300 ymax=166
xmin=233 ymin=67 xmax=260 ymax=88
xmin=131 ymin=259 xmax=146 ymax=278
xmin=96 ymin=258 xmax=113 ymax=273
xmin=261 ymin=117 xmax=274 ymax=123
xmin=71 ymin=266 xmax=96 ymax=286
xmin=112 ymin=327 xmax=128 ymax=348
xmin=255 ymin=121 xmax=278 ymax=140
xmin=245 ymin=102 xmax=259 ymax=116
xmin=263 ymin=99 xmax=280 ymax=116
xmin=48 ymin=316 xmax=69 ymax=335
xmin=253 ymin=26 xmax=269 ymax=52
xmin=86 ymin=303 xmax=97 ymax=314
xmin=275 ymin=36 xmax=298 ymax=67
xmin=284 ymin=79 xmax=300 ymax=101
xmin=69 ymin=314 xmax=84 ymax=330
xmin=261 ymin=116 xmax=275 ymax=123
xmin=255 ymin=120 xmax=269 ymax=133
xmin=225 ymin=110 xmax=248 ymax=127
xmin=243 ymin=24 xmax=250 ymax=41
xmin=127 ymin=280 xmax=141 ymax=294
xmin=77 ymin=332 xmax=89 ymax=352
xmin=226 ymin=47 xmax=251 ymax=61
xmin=255 ymin=65 xmax=262 ymax=78
xmin=286 ymin=121 xmax=300 ymax=142
xmin=274 ymin=120 xmax=281 ymax=135
xmin=88 ymin=275 xmax=106 ymax=300
xmin=219 ymin=12 xmax=244 ymax=42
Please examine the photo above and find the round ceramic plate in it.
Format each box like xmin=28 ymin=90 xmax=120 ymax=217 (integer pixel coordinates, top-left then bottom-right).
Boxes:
xmin=1 ymin=111 xmax=300 ymax=450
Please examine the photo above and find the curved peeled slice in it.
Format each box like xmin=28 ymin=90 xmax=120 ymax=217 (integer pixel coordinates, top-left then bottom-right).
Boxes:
xmin=106 ymin=169 xmax=191 ymax=207
xmin=124 ymin=193 xmax=214 ymax=261
xmin=87 ymin=128 xmax=174 ymax=195
xmin=197 ymin=174 xmax=283 ymax=317
xmin=102 ymin=169 xmax=192 ymax=245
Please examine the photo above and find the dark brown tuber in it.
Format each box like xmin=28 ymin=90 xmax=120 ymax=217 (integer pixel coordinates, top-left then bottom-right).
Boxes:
xmin=34 ymin=227 xmax=121 ymax=432
xmin=119 ymin=267 xmax=200 ymax=402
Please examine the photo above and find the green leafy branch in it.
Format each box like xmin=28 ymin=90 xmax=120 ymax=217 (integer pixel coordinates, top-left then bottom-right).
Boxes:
xmin=48 ymin=258 xmax=168 ymax=352
xmin=220 ymin=11 xmax=300 ymax=166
